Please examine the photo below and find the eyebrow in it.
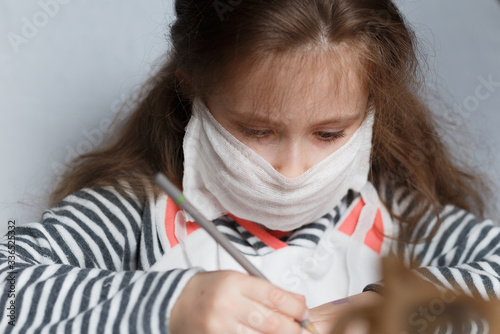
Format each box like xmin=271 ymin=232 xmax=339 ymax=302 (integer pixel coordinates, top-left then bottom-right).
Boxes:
xmin=311 ymin=113 xmax=365 ymax=126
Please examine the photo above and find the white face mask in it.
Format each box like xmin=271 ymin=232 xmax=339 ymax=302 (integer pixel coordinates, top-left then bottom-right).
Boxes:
xmin=182 ymin=98 xmax=374 ymax=231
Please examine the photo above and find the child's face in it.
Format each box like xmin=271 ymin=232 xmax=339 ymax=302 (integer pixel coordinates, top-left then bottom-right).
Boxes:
xmin=206 ymin=51 xmax=369 ymax=178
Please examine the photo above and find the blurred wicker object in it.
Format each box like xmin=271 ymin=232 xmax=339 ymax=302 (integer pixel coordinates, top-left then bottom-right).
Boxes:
xmin=330 ymin=257 xmax=500 ymax=334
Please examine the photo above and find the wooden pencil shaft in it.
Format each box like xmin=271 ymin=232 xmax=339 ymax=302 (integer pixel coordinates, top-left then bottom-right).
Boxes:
xmin=154 ymin=173 xmax=267 ymax=280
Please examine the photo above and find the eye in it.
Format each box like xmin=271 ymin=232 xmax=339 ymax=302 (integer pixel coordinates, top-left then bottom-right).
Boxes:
xmin=315 ymin=130 xmax=346 ymax=142
xmin=241 ymin=127 xmax=273 ymax=139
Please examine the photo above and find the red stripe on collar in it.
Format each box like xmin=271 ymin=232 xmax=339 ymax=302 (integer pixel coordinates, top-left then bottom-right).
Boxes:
xmin=338 ymin=198 xmax=365 ymax=236
xmin=227 ymin=213 xmax=289 ymax=250
xmin=364 ymin=208 xmax=384 ymax=254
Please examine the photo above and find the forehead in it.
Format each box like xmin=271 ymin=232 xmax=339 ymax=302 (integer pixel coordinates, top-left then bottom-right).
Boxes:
xmin=210 ymin=47 xmax=368 ymax=122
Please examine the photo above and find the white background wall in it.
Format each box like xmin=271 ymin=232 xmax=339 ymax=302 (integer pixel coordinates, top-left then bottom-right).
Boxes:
xmin=1 ymin=0 xmax=499 ymax=236
xmin=397 ymin=0 xmax=500 ymax=216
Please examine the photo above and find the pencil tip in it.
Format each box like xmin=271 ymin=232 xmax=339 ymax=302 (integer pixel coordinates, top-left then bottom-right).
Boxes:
xmin=305 ymin=321 xmax=320 ymax=334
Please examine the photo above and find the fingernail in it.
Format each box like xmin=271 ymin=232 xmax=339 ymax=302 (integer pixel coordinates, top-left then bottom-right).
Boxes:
xmin=294 ymin=293 xmax=306 ymax=303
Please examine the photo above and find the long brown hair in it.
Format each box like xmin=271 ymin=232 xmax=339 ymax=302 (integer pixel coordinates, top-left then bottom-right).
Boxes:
xmin=51 ymin=0 xmax=489 ymax=241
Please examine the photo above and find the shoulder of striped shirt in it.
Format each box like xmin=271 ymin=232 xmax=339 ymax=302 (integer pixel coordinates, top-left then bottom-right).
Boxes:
xmin=42 ymin=182 xmax=147 ymax=222
xmin=373 ymin=181 xmax=497 ymax=237
xmin=41 ymin=186 xmax=150 ymax=235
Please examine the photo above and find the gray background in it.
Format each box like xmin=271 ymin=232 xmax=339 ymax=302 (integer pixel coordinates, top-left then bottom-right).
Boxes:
xmin=1 ymin=0 xmax=499 ymax=236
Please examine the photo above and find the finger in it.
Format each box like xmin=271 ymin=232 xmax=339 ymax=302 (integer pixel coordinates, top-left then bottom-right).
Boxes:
xmin=241 ymin=277 xmax=308 ymax=322
xmin=261 ymin=286 xmax=309 ymax=321
xmin=237 ymin=297 xmax=303 ymax=334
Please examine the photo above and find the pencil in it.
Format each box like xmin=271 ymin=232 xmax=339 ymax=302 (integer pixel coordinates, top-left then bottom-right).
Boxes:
xmin=154 ymin=173 xmax=320 ymax=334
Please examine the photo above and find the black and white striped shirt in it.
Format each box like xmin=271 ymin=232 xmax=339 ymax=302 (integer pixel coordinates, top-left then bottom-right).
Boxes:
xmin=1 ymin=185 xmax=499 ymax=333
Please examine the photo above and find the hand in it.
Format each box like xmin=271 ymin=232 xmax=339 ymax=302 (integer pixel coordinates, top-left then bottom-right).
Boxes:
xmin=169 ymin=270 xmax=309 ymax=334
xmin=309 ymin=292 xmax=382 ymax=334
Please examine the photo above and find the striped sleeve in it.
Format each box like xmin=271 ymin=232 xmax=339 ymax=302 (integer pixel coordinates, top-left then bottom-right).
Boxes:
xmin=0 ymin=187 xmax=200 ymax=333
xmin=391 ymin=189 xmax=500 ymax=300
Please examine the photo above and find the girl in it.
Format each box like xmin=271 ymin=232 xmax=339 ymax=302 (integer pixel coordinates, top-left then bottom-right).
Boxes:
xmin=1 ymin=0 xmax=499 ymax=333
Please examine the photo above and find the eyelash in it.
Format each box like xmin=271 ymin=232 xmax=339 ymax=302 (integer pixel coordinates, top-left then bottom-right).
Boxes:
xmin=241 ymin=128 xmax=346 ymax=142
xmin=315 ymin=131 xmax=346 ymax=142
